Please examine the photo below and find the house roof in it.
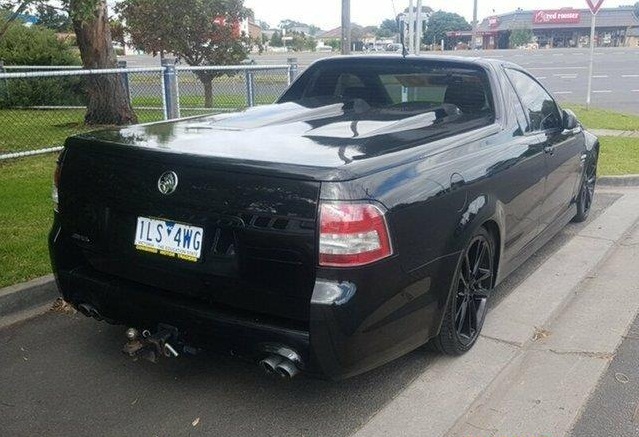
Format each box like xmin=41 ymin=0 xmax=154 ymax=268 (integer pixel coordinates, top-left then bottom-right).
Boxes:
xmin=317 ymin=27 xmax=343 ymax=39
xmin=478 ymin=7 xmax=639 ymax=31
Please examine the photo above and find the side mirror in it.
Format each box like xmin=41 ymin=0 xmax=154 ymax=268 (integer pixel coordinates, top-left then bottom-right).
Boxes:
xmin=562 ymin=109 xmax=579 ymax=130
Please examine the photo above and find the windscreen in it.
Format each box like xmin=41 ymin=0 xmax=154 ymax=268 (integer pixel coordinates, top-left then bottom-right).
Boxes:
xmin=278 ymin=58 xmax=495 ymax=123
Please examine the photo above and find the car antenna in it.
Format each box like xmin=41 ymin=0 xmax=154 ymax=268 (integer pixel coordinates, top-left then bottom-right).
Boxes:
xmin=398 ymin=16 xmax=408 ymax=58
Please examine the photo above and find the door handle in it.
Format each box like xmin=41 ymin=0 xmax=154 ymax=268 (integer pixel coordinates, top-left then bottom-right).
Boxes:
xmin=543 ymin=145 xmax=555 ymax=155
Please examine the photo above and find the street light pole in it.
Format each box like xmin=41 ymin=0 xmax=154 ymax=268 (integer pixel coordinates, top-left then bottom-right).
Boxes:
xmin=341 ymin=0 xmax=351 ymax=55
xmin=415 ymin=0 xmax=423 ymax=55
xmin=586 ymin=13 xmax=597 ymax=109
xmin=472 ymin=0 xmax=478 ymax=49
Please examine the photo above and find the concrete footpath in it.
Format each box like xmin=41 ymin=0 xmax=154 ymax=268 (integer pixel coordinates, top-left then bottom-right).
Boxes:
xmin=590 ymin=129 xmax=639 ymax=138
xmin=354 ymin=188 xmax=639 ymax=437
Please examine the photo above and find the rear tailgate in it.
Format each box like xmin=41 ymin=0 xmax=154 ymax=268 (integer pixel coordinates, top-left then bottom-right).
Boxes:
xmin=58 ymin=141 xmax=320 ymax=324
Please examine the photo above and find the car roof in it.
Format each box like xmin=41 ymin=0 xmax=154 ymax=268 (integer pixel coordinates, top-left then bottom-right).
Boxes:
xmin=312 ymin=54 xmax=505 ymax=69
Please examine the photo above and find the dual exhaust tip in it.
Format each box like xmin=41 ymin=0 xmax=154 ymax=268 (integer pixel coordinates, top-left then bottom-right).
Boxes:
xmin=77 ymin=303 xmax=117 ymax=325
xmin=259 ymin=354 xmax=300 ymax=379
xmin=77 ymin=303 xmax=103 ymax=321
xmin=79 ymin=303 xmax=301 ymax=378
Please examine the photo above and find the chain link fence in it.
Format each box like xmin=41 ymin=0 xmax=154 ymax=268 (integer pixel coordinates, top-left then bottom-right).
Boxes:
xmin=0 ymin=62 xmax=295 ymax=159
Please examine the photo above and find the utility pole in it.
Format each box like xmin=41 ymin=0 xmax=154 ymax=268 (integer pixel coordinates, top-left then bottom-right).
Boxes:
xmin=408 ymin=0 xmax=415 ymax=54
xmin=472 ymin=0 xmax=478 ymax=50
xmin=341 ymin=0 xmax=351 ymax=55
xmin=415 ymin=0 xmax=423 ymax=54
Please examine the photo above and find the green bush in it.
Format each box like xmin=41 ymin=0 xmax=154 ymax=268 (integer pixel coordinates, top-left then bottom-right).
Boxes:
xmin=1 ymin=77 xmax=86 ymax=107
xmin=0 ymin=23 xmax=80 ymax=66
xmin=0 ymin=23 xmax=84 ymax=108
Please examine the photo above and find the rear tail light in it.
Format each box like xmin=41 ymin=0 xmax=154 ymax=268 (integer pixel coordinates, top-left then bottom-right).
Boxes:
xmin=319 ymin=202 xmax=393 ymax=267
xmin=53 ymin=159 xmax=61 ymax=212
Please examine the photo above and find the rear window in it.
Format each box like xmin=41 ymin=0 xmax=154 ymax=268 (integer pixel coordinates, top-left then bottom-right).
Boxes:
xmin=279 ymin=59 xmax=494 ymax=122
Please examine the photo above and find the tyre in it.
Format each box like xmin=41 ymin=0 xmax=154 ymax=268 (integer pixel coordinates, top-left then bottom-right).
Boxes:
xmin=572 ymin=152 xmax=598 ymax=223
xmin=433 ymin=227 xmax=495 ymax=355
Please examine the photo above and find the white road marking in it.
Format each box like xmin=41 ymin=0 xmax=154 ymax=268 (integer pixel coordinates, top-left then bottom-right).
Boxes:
xmin=632 ymin=90 xmax=639 ymax=92
xmin=527 ymin=66 xmax=587 ymax=70
xmin=592 ymin=75 xmax=609 ymax=78
xmin=554 ymin=74 xmax=578 ymax=78
xmin=552 ymin=53 xmax=564 ymax=56
xmin=536 ymin=76 xmax=547 ymax=80
xmin=592 ymin=90 xmax=612 ymax=93
xmin=554 ymin=91 xmax=573 ymax=94
xmin=622 ymin=74 xmax=639 ymax=78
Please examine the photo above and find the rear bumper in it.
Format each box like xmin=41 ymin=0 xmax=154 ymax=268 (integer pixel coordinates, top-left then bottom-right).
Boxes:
xmin=50 ymin=221 xmax=457 ymax=380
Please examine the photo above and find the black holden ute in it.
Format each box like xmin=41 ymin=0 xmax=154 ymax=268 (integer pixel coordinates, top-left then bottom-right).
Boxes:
xmin=49 ymin=55 xmax=599 ymax=380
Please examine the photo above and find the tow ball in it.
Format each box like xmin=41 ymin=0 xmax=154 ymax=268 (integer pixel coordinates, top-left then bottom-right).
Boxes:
xmin=122 ymin=324 xmax=181 ymax=363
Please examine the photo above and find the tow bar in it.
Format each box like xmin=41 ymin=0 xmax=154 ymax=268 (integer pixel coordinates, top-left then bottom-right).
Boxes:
xmin=122 ymin=324 xmax=182 ymax=363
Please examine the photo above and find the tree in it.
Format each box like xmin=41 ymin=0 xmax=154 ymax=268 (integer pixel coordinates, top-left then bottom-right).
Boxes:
xmin=423 ymin=10 xmax=471 ymax=48
xmin=35 ymin=3 xmax=72 ymax=31
xmin=377 ymin=18 xmax=398 ymax=38
xmin=118 ymin=0 xmax=250 ymax=108
xmin=634 ymin=2 xmax=639 ymax=20
xmin=270 ymin=30 xmax=283 ymax=47
xmin=109 ymin=18 xmax=125 ymax=47
xmin=509 ymin=27 xmax=533 ymax=48
xmin=68 ymin=0 xmax=137 ymax=125
xmin=287 ymin=31 xmax=317 ymax=52
xmin=403 ymin=5 xmax=433 ymax=14
xmin=0 ymin=0 xmax=32 ymax=41
xmin=279 ymin=19 xmax=305 ymax=31
xmin=308 ymin=24 xmax=321 ymax=36
xmin=1 ymin=0 xmax=136 ymax=125
xmin=278 ymin=19 xmax=321 ymax=36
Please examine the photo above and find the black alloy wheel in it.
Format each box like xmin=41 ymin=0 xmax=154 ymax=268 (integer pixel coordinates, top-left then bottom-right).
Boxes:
xmin=434 ymin=227 xmax=494 ymax=355
xmin=573 ymin=153 xmax=598 ymax=223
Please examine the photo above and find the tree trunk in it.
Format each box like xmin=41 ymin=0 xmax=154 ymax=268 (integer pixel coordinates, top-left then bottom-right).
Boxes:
xmin=203 ymin=79 xmax=214 ymax=108
xmin=71 ymin=0 xmax=137 ymax=125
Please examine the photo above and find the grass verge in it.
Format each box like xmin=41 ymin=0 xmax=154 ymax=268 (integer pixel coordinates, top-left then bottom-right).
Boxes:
xmin=0 ymin=154 xmax=56 ymax=288
xmin=0 ymin=109 xmax=165 ymax=154
xmin=598 ymin=137 xmax=639 ymax=176
xmin=565 ymin=105 xmax=639 ymax=131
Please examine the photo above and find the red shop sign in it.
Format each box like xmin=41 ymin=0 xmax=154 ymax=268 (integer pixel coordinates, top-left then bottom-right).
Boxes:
xmin=533 ymin=10 xmax=581 ymax=24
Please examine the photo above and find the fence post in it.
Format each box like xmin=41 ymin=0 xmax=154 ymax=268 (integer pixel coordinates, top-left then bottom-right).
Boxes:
xmin=245 ymin=69 xmax=255 ymax=107
xmin=162 ymin=58 xmax=180 ymax=120
xmin=0 ymin=60 xmax=7 ymax=101
xmin=287 ymin=57 xmax=298 ymax=85
xmin=117 ymin=60 xmax=132 ymax=105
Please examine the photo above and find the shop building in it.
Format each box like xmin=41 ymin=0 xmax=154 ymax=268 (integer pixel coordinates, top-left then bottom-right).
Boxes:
xmin=448 ymin=6 xmax=639 ymax=49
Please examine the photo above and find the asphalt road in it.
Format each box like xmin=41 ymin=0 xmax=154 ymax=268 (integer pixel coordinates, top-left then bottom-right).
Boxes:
xmin=570 ymin=312 xmax=639 ymax=437
xmin=0 ymin=192 xmax=619 ymax=437
xmin=122 ymin=47 xmax=639 ymax=114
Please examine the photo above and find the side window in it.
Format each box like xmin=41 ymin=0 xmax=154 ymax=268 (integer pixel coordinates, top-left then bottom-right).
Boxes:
xmin=507 ymin=81 xmax=529 ymax=135
xmin=505 ymin=69 xmax=562 ymax=132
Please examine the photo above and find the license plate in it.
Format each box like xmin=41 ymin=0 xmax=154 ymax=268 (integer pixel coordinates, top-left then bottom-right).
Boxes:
xmin=134 ymin=217 xmax=204 ymax=262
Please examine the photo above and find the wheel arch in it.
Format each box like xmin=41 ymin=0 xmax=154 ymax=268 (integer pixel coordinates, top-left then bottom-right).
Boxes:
xmin=452 ymin=193 xmax=506 ymax=286
xmin=481 ymin=219 xmax=502 ymax=287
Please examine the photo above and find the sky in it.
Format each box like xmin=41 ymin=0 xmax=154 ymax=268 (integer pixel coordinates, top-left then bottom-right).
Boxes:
xmin=244 ymin=0 xmax=632 ymax=30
